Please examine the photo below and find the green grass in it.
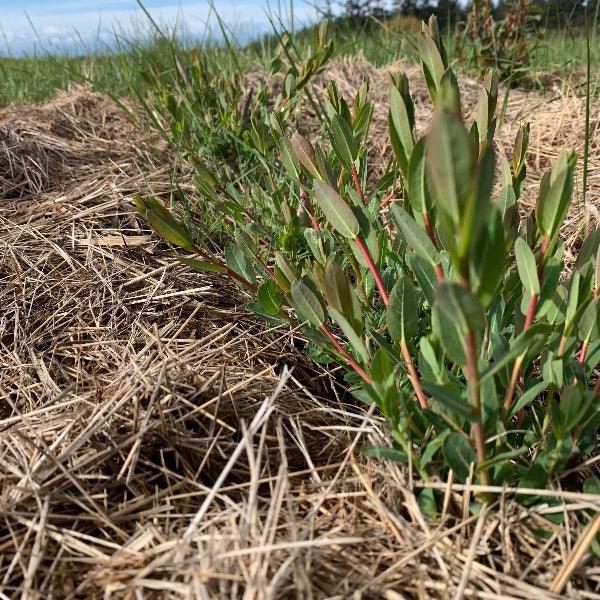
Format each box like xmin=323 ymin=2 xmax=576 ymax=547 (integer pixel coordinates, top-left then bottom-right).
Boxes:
xmin=0 ymin=16 xmax=598 ymax=109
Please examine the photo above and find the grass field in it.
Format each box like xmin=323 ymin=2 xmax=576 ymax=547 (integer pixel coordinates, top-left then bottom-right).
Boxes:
xmin=2 ymin=13 xmax=600 ymax=599
xmin=0 ymin=18 xmax=598 ymax=107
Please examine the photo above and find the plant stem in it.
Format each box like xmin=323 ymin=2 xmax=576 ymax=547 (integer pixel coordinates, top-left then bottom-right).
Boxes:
xmin=422 ymin=211 xmax=440 ymax=251
xmin=578 ymin=340 xmax=589 ymax=365
xmin=523 ymin=292 xmax=539 ymax=330
xmin=353 ymin=236 xmax=389 ymax=305
xmin=503 ymin=234 xmax=550 ymax=418
xmin=320 ymin=325 xmax=372 ymax=384
xmin=464 ymin=329 xmax=490 ymax=485
xmin=350 ymin=164 xmax=367 ymax=206
xmin=400 ymin=341 xmax=429 ymax=409
xmin=193 ymin=246 xmax=257 ymax=292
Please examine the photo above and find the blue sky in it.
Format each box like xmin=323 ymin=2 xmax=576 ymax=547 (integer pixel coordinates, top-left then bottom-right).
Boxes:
xmin=0 ymin=1 xmax=321 ymax=55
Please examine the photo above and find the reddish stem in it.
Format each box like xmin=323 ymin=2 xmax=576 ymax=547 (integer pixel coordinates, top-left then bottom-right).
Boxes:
xmin=464 ymin=329 xmax=490 ymax=485
xmin=503 ymin=234 xmax=550 ymax=419
xmin=400 ymin=341 xmax=429 ymax=409
xmin=434 ymin=264 xmax=445 ymax=282
xmin=353 ymin=236 xmax=389 ymax=306
xmin=193 ymin=246 xmax=257 ymax=292
xmin=578 ymin=340 xmax=589 ymax=365
xmin=350 ymin=164 xmax=367 ymax=206
xmin=523 ymin=293 xmax=539 ymax=331
xmin=422 ymin=211 xmax=440 ymax=251
xmin=320 ymin=325 xmax=372 ymax=384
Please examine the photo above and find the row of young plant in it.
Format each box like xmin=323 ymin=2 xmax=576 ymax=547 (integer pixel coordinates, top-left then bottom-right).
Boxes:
xmin=134 ymin=18 xmax=600 ymax=505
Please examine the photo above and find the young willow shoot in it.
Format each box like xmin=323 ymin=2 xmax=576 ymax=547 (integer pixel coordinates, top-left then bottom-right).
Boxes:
xmin=136 ymin=18 xmax=600 ymax=507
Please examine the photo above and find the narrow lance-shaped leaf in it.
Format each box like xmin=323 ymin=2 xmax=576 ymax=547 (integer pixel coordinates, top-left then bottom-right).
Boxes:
xmin=535 ymin=150 xmax=576 ymax=240
xmin=328 ymin=307 xmax=369 ymax=363
xmin=291 ymin=280 xmax=325 ymax=328
xmin=579 ymin=298 xmax=600 ymax=343
xmin=330 ymin=114 xmax=358 ymax=170
xmin=323 ymin=257 xmax=363 ymax=333
xmin=389 ymin=85 xmax=415 ymax=172
xmin=134 ymin=195 xmax=196 ymax=252
xmin=443 ymin=433 xmax=476 ymax=483
xmin=407 ymin=138 xmax=431 ymax=215
xmin=391 ymin=204 xmax=439 ymax=267
xmin=387 ymin=276 xmax=419 ymax=343
xmin=312 ymin=180 xmax=360 ymax=239
xmin=290 ymin=132 xmax=321 ymax=179
xmin=515 ymin=237 xmax=540 ymax=296
xmin=426 ymin=110 xmax=474 ymax=226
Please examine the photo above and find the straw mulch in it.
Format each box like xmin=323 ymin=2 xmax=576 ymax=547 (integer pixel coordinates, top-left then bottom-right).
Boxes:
xmin=1 ymin=69 xmax=600 ymax=599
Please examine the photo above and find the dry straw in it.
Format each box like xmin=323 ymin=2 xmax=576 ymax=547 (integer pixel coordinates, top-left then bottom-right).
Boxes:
xmin=1 ymin=70 xmax=600 ymax=598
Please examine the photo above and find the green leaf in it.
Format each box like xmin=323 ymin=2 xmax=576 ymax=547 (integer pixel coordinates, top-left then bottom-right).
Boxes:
xmin=391 ymin=204 xmax=439 ymax=267
xmin=387 ymin=275 xmax=419 ymax=343
xmin=480 ymin=324 xmax=550 ymax=384
xmin=443 ymin=433 xmax=477 ymax=482
xmin=304 ymin=228 xmax=327 ymax=265
xmin=291 ymin=280 xmax=325 ymax=328
xmin=257 ymin=280 xmax=283 ymax=316
xmin=134 ymin=195 xmax=196 ymax=252
xmin=362 ymin=446 xmax=407 ymax=462
xmin=280 ymin=137 xmax=300 ymax=180
xmin=290 ymin=132 xmax=321 ymax=179
xmin=330 ymin=114 xmax=358 ymax=169
xmin=565 ymin=271 xmax=581 ymax=328
xmin=469 ymin=207 xmax=505 ymax=306
xmin=574 ymin=228 xmax=600 ymax=280
xmin=434 ymin=283 xmax=486 ymax=339
xmin=422 ymin=381 xmax=474 ymax=420
xmin=407 ymin=138 xmax=430 ymax=214
xmin=313 ymin=181 xmax=360 ymax=239
xmin=328 ymin=307 xmax=369 ymax=363
xmin=225 ymin=243 xmax=256 ymax=284
xmin=421 ymin=430 xmax=450 ymax=467
xmin=408 ymin=253 xmax=437 ymax=305
xmin=510 ymin=380 xmax=548 ymax=417
xmin=174 ymin=254 xmax=227 ymax=274
xmin=579 ymin=298 xmax=600 ymax=343
xmin=426 ymin=111 xmax=474 ymax=226
xmin=420 ymin=34 xmax=446 ymax=101
xmin=323 ymin=257 xmax=363 ymax=333
xmin=274 ymin=252 xmax=297 ymax=292
xmin=535 ymin=150 xmax=576 ymax=239
xmin=514 ymin=237 xmax=540 ymax=295
xmin=517 ymin=463 xmax=548 ymax=493
xmin=389 ymin=86 xmax=415 ymax=171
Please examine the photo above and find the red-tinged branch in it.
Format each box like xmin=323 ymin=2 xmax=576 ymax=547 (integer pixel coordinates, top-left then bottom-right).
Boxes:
xmin=350 ymin=164 xmax=367 ymax=206
xmin=523 ymin=292 xmax=539 ymax=330
xmin=422 ymin=211 xmax=440 ymax=251
xmin=503 ymin=234 xmax=550 ymax=419
xmin=400 ymin=341 xmax=429 ymax=409
xmin=193 ymin=246 xmax=257 ymax=292
xmin=434 ymin=264 xmax=445 ymax=282
xmin=353 ymin=236 xmax=390 ymax=306
xmin=464 ymin=329 xmax=490 ymax=486
xmin=320 ymin=325 xmax=372 ymax=385
xmin=578 ymin=341 xmax=589 ymax=365
xmin=300 ymin=188 xmax=321 ymax=231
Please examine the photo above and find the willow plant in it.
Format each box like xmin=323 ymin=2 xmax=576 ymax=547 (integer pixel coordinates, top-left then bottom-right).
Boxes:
xmin=135 ymin=17 xmax=600 ymax=505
